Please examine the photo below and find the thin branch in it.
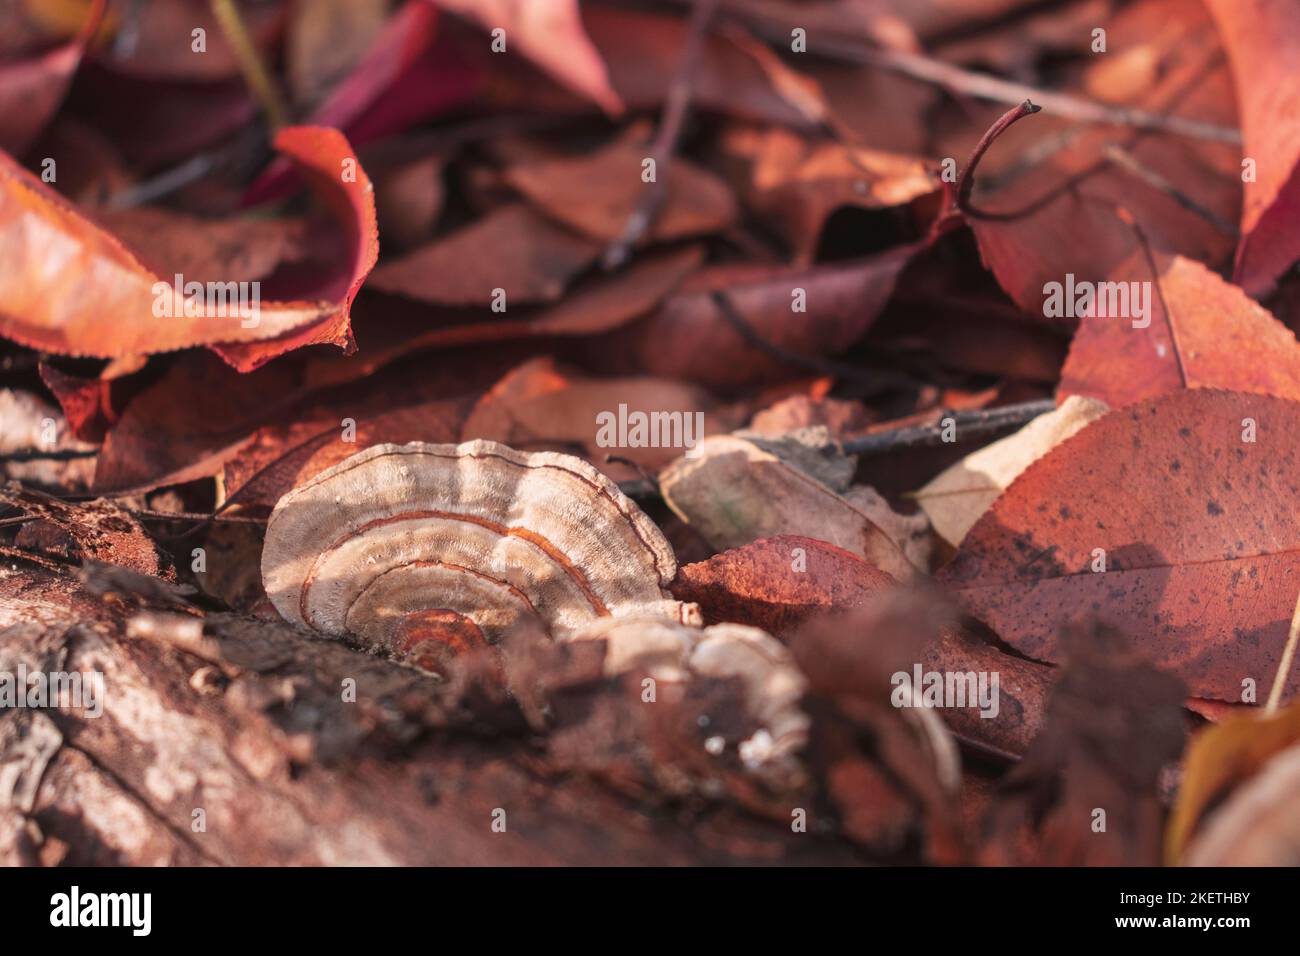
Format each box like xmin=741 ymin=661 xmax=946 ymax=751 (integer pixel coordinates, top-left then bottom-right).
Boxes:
xmin=605 ymin=454 xmax=661 ymax=493
xmin=950 ymin=42 xmax=1229 ymax=224
xmin=709 ymin=290 xmax=915 ymax=392
xmin=0 ymin=546 xmax=66 ymax=571
xmin=1103 ymin=144 xmax=1238 ymax=236
xmin=106 ymin=149 xmax=227 ymax=209
xmin=0 ymin=448 xmax=98 ymax=463
xmin=126 ymin=507 xmax=267 ymax=526
xmin=1266 ymin=589 xmax=1300 ymax=712
xmin=603 ymin=0 xmax=721 ymax=270
xmin=843 ymin=399 xmax=1056 ymax=455
xmin=705 ymin=2 xmax=1241 ymax=144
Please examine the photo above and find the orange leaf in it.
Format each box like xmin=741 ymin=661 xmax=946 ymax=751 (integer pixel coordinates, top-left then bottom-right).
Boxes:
xmin=0 ymin=125 xmax=378 ymax=370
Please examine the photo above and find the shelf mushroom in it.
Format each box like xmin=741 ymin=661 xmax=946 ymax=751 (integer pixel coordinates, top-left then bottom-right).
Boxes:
xmin=262 ymin=440 xmax=701 ymax=660
xmin=565 ymin=617 xmax=810 ymax=778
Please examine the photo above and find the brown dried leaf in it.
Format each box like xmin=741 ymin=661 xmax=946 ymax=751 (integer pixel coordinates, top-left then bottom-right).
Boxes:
xmin=1182 ymin=739 xmax=1300 ymax=865
xmin=1166 ymin=700 xmax=1300 ymax=862
xmin=367 ymin=204 xmax=599 ymax=306
xmin=601 ymin=246 xmax=920 ymax=388
xmin=722 ymin=125 xmax=936 ymax=263
xmin=660 ymin=435 xmax=918 ymax=582
xmin=461 ymin=356 xmax=742 ymax=481
xmin=505 ymin=138 xmax=738 ymax=244
xmin=433 ymin=0 xmax=621 ymax=115
xmin=1205 ymin=0 xmax=1300 ymax=297
xmin=979 ymin=620 xmax=1186 ymax=866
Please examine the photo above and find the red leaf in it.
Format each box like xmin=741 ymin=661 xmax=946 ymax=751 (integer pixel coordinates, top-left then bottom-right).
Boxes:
xmin=0 ymin=0 xmax=103 ymax=156
xmin=671 ymin=535 xmax=894 ymax=638
xmin=675 ymin=536 xmax=1055 ymax=757
xmin=0 ymin=126 xmax=378 ymax=370
xmin=243 ymin=1 xmax=480 ymax=206
xmin=597 ymin=245 xmax=921 ymax=388
xmin=433 ymin=0 xmax=621 ymax=115
xmin=1059 ymin=252 xmax=1300 ymax=407
xmin=940 ymin=388 xmax=1300 ymax=702
xmin=1205 ymin=0 xmax=1300 ymax=297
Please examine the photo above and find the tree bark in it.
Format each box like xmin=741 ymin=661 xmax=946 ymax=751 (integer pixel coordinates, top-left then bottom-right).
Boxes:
xmin=1 ymin=560 xmax=868 ymax=865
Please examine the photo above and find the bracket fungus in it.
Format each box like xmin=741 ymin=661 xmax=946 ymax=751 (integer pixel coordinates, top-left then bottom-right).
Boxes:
xmin=566 ymin=617 xmax=810 ymax=779
xmin=262 ymin=440 xmax=701 ymax=664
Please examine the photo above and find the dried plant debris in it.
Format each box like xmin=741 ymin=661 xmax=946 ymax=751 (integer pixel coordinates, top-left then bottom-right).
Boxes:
xmin=2 ymin=0 xmax=1299 ymax=870
xmin=660 ymin=434 xmax=920 ymax=581
xmin=978 ymin=621 xmax=1186 ymax=866
xmin=0 ymin=484 xmax=162 ymax=576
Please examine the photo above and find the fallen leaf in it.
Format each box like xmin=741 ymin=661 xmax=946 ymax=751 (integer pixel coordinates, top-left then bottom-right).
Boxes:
xmin=286 ymin=0 xmax=389 ymax=108
xmin=368 ymin=204 xmax=598 ymax=306
xmin=721 ymin=124 xmax=937 ymax=263
xmin=92 ymin=0 xmax=282 ymax=82
xmin=376 ymin=245 xmax=704 ymax=356
xmin=672 ymin=536 xmax=1053 ymax=757
xmin=940 ymin=388 xmax=1300 ymax=702
xmin=0 ymin=0 xmax=103 ymax=156
xmin=1181 ymin=738 xmax=1300 ymax=865
xmin=433 ymin=0 xmax=621 ymax=115
xmin=504 ymin=136 xmax=738 ymax=244
xmin=1166 ymin=700 xmax=1300 ymax=862
xmin=979 ymin=619 xmax=1186 ymax=865
xmin=789 ymin=593 xmax=963 ymax=861
xmin=0 ymin=126 xmax=377 ymax=369
xmin=670 ymin=534 xmax=897 ymax=639
xmin=1205 ymin=0 xmax=1300 ymax=297
xmin=1059 ymin=253 xmax=1300 ymax=407
xmin=938 ymin=0 xmax=1239 ymax=319
xmin=460 ymin=356 xmax=741 ymax=480
xmin=916 ymin=395 xmax=1110 ymax=546
xmin=94 ymin=206 xmax=308 ymax=287
xmin=599 ymin=245 xmax=921 ymax=388
xmin=583 ymin=6 xmax=824 ymax=128
xmin=660 ymin=434 xmax=917 ymax=581
xmin=243 ymin=1 xmax=480 ymax=205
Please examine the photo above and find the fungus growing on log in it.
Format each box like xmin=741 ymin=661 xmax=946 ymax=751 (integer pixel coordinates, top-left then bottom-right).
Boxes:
xmin=262 ymin=440 xmax=701 ymax=660
xmin=566 ymin=617 xmax=810 ymax=779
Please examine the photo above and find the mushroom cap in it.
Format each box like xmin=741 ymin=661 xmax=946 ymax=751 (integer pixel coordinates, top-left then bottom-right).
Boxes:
xmin=566 ymin=617 xmax=810 ymax=775
xmin=262 ymin=440 xmax=698 ymax=641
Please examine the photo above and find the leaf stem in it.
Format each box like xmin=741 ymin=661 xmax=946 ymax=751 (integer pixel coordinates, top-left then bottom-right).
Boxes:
xmin=209 ymin=0 xmax=289 ymax=131
xmin=952 ymin=99 xmax=1041 ymax=219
